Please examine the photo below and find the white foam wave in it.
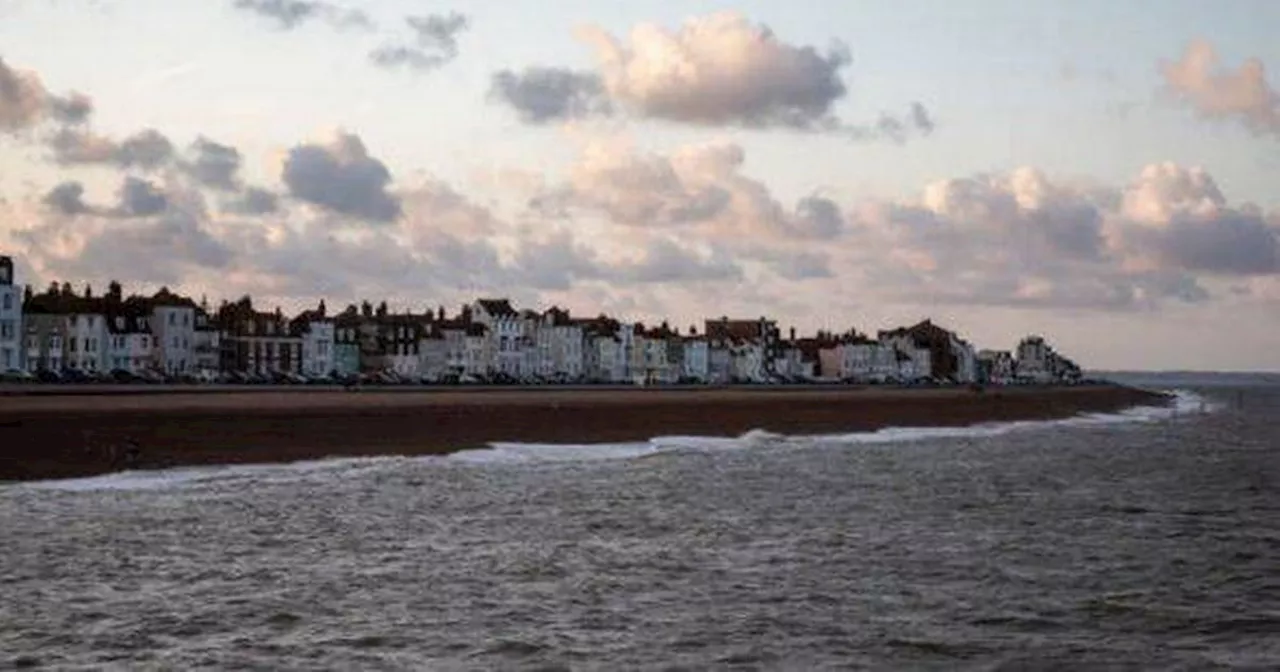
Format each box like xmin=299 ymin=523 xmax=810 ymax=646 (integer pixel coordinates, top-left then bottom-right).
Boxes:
xmin=12 ymin=388 xmax=1215 ymax=491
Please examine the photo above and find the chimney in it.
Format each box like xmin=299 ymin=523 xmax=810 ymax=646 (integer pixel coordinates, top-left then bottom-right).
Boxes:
xmin=790 ymin=327 xmax=796 ymax=341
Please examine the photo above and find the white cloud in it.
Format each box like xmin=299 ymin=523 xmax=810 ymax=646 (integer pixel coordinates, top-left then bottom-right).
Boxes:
xmin=1160 ymin=39 xmax=1280 ymax=136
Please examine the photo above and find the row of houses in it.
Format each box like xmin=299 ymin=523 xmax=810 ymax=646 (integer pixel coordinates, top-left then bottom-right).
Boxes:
xmin=0 ymin=256 xmax=1082 ymax=384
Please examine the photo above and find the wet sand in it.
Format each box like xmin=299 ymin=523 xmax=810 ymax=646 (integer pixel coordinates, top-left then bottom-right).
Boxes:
xmin=0 ymin=384 xmax=1168 ymax=482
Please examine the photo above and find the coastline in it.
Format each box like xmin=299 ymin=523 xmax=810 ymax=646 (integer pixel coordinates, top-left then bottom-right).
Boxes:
xmin=0 ymin=384 xmax=1170 ymax=483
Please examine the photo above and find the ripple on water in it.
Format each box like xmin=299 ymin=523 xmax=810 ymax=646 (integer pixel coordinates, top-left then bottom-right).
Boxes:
xmin=0 ymin=387 xmax=1276 ymax=669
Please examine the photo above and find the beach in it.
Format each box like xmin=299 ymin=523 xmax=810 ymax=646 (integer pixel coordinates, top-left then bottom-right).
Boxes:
xmin=0 ymin=384 xmax=1168 ymax=483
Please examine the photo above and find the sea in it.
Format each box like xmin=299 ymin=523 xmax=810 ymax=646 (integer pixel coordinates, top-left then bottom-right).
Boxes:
xmin=0 ymin=374 xmax=1276 ymax=671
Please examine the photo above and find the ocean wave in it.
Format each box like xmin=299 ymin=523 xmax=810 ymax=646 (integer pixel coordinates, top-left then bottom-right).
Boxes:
xmin=17 ymin=389 xmax=1215 ymax=492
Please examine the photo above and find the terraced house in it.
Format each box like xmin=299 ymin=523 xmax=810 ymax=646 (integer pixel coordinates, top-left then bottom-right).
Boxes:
xmin=0 ymin=256 xmax=25 ymax=372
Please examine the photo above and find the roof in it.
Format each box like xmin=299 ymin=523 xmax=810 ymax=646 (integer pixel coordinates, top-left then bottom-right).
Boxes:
xmin=148 ymin=288 xmax=199 ymax=309
xmin=476 ymin=298 xmax=517 ymax=317
xmin=704 ymin=317 xmax=776 ymax=343
xmin=542 ymin=306 xmax=573 ymax=326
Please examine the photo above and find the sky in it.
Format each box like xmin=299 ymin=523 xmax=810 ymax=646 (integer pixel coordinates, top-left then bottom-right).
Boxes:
xmin=0 ymin=0 xmax=1278 ymax=371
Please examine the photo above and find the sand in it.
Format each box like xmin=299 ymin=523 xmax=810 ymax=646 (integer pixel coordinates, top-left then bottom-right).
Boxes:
xmin=0 ymin=384 xmax=1168 ymax=482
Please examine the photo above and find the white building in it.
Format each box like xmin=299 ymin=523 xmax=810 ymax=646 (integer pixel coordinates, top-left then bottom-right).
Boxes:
xmin=418 ymin=327 xmax=449 ymax=381
xmin=707 ymin=344 xmax=733 ymax=383
xmin=0 ymin=256 xmax=23 ymax=372
xmin=537 ymin=307 xmax=584 ymax=381
xmin=681 ymin=335 xmax=709 ymax=382
xmin=731 ymin=340 xmax=767 ymax=383
xmin=192 ymin=310 xmax=220 ymax=376
xmin=464 ymin=323 xmax=489 ymax=377
xmin=978 ymin=349 xmax=1016 ymax=384
xmin=65 ymin=311 xmax=109 ymax=373
xmin=473 ymin=299 xmax=524 ymax=377
xmin=107 ymin=312 xmax=153 ymax=373
xmin=839 ymin=342 xmax=900 ymax=382
xmin=150 ymin=290 xmax=197 ymax=375
xmin=291 ymin=308 xmax=335 ymax=377
xmin=1016 ymin=335 xmax=1053 ymax=382
xmin=951 ymin=336 xmax=978 ymax=384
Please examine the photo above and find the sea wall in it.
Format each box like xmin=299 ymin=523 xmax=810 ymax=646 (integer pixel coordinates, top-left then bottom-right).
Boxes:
xmin=0 ymin=384 xmax=1168 ymax=482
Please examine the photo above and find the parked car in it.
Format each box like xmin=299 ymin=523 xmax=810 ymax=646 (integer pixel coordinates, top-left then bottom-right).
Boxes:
xmin=1 ymin=369 xmax=35 ymax=383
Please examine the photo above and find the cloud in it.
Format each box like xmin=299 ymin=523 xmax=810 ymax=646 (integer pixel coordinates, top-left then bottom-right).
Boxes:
xmin=16 ymin=183 xmax=233 ymax=286
xmin=49 ymin=127 xmax=175 ymax=170
xmin=836 ymin=162 xmax=1280 ymax=312
xmin=370 ymin=12 xmax=468 ymax=72
xmin=739 ymin=246 xmax=834 ymax=280
xmin=42 ymin=181 xmax=98 ymax=216
xmin=576 ymin=12 xmax=850 ymax=129
xmin=1160 ymin=39 xmax=1280 ymax=136
xmin=536 ymin=139 xmax=849 ymax=240
xmin=231 ymin=0 xmax=371 ymax=31
xmin=281 ymin=131 xmax=401 ymax=222
xmin=179 ymin=137 xmax=243 ymax=190
xmin=0 ymin=56 xmax=93 ymax=132
xmin=116 ymin=177 xmax=169 ymax=217
xmin=1118 ymin=162 xmax=1278 ymax=275
xmin=223 ymin=187 xmax=280 ymax=215
xmin=604 ymin=237 xmax=743 ymax=284
xmin=488 ymin=67 xmax=612 ymax=124
xmin=46 ymin=91 xmax=93 ymax=125
xmin=489 ymin=12 xmax=933 ymax=140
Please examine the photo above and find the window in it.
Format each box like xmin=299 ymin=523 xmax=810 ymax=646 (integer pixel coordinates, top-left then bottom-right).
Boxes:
xmin=2 ymin=293 xmax=9 ymax=310
xmin=168 ymin=312 xmax=175 ymax=326
xmin=2 ymin=349 xmax=9 ymax=368
xmin=0 ymin=321 xmax=11 ymax=339
xmin=69 ymin=338 xmax=77 ymax=353
xmin=183 ymin=314 xmax=189 ymax=326
xmin=181 ymin=338 xmax=188 ymax=350
xmin=88 ymin=316 xmax=96 ymax=328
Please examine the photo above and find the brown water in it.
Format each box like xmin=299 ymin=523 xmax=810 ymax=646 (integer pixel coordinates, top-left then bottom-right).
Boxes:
xmin=1 ymin=386 xmax=1276 ymax=670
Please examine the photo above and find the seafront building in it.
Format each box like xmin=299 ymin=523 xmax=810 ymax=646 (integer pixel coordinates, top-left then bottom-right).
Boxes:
xmin=1 ymin=264 xmax=1084 ymax=385
xmin=0 ymin=256 xmax=24 ymax=372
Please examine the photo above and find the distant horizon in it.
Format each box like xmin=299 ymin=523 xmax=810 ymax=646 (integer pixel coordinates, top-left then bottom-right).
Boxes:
xmin=1 ymin=1 xmax=1277 ymax=371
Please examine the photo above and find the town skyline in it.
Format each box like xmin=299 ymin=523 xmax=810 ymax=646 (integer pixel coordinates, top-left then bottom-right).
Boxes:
xmin=1 ymin=2 xmax=1278 ymax=371
xmin=7 ymin=263 xmax=1075 ymax=387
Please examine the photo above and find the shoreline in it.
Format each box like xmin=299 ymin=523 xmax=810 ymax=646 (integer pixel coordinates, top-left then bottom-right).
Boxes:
xmin=0 ymin=384 xmax=1171 ymax=483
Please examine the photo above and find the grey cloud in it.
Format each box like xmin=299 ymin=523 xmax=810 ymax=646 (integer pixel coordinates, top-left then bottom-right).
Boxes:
xmin=47 ymin=91 xmax=93 ymax=125
xmin=18 ymin=187 xmax=233 ymax=286
xmin=232 ymin=0 xmax=371 ymax=30
xmin=42 ymin=181 xmax=97 ymax=215
xmin=223 ymin=187 xmax=280 ymax=215
xmin=282 ymin=131 xmax=401 ymax=222
xmin=116 ymin=177 xmax=168 ymax=217
xmin=1134 ymin=211 xmax=1279 ymax=275
xmin=370 ymin=12 xmax=468 ymax=72
xmin=369 ymin=47 xmax=450 ymax=71
xmin=847 ymin=102 xmax=936 ymax=143
xmin=509 ymin=231 xmax=603 ymax=291
xmin=1160 ymin=39 xmax=1280 ymax=137
xmin=607 ymin=239 xmax=743 ymax=284
xmin=181 ymin=137 xmax=242 ymax=190
xmin=792 ymin=195 xmax=845 ymax=239
xmin=0 ymin=57 xmax=45 ymax=130
xmin=50 ymin=127 xmax=174 ymax=170
xmin=742 ymin=246 xmax=834 ymax=280
xmin=489 ymin=67 xmax=613 ymax=123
